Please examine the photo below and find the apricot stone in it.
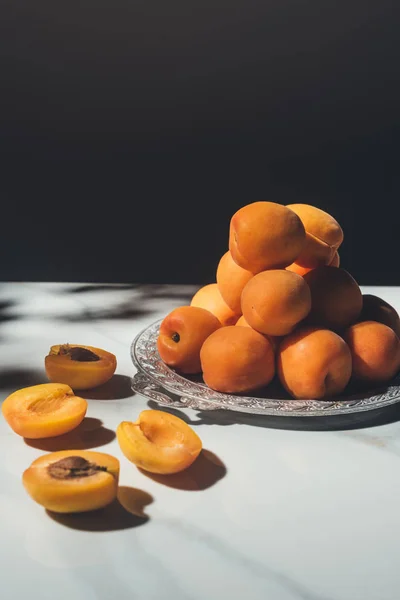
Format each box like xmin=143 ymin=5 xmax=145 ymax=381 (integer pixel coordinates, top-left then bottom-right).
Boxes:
xmin=304 ymin=266 xmax=363 ymax=331
xmin=229 ymin=201 xmax=306 ymax=273
xmin=157 ymin=305 xmax=221 ymax=374
xmin=343 ymin=321 xmax=400 ymax=384
xmin=241 ymin=269 xmax=311 ymax=336
xmin=190 ymin=283 xmax=239 ymax=326
xmin=200 ymin=325 xmax=275 ymax=393
xmin=216 ymin=250 xmax=253 ymax=314
xmin=277 ymin=327 xmax=352 ymax=399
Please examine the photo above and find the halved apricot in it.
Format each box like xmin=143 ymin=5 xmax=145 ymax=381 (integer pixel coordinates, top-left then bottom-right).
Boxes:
xmin=117 ymin=410 xmax=202 ymax=474
xmin=22 ymin=450 xmax=120 ymax=513
xmin=45 ymin=344 xmax=117 ymax=390
xmin=2 ymin=383 xmax=87 ymax=439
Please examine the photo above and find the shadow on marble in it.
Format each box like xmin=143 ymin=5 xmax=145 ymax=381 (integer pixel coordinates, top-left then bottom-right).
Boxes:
xmin=0 ymin=367 xmax=46 ymax=393
xmin=147 ymin=399 xmax=400 ymax=432
xmin=58 ymin=301 xmax=155 ymax=322
xmin=24 ymin=417 xmax=116 ymax=451
xmin=46 ymin=486 xmax=153 ymax=531
xmin=139 ymin=449 xmax=226 ymax=491
xmin=63 ymin=283 xmax=197 ymax=303
xmin=0 ymin=299 xmax=19 ymax=324
xmin=81 ymin=374 xmax=135 ymax=400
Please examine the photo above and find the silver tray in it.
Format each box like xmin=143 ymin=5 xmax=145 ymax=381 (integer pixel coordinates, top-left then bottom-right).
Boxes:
xmin=130 ymin=319 xmax=400 ymax=417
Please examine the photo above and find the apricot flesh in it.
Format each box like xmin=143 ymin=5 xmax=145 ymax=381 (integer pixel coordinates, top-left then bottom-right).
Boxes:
xmin=22 ymin=450 xmax=119 ymax=513
xmin=359 ymin=294 xmax=400 ymax=338
xmin=216 ymin=251 xmax=253 ymax=314
xmin=45 ymin=344 xmax=117 ymax=390
xmin=277 ymin=327 xmax=352 ymax=399
xmin=117 ymin=410 xmax=202 ymax=474
xmin=229 ymin=201 xmax=306 ymax=273
xmin=2 ymin=383 xmax=87 ymax=439
xmin=190 ymin=283 xmax=239 ymax=326
xmin=157 ymin=305 xmax=221 ymax=373
xmin=241 ymin=269 xmax=311 ymax=336
xmin=200 ymin=325 xmax=275 ymax=393
xmin=287 ymin=204 xmax=343 ymax=268
xmin=343 ymin=321 xmax=400 ymax=384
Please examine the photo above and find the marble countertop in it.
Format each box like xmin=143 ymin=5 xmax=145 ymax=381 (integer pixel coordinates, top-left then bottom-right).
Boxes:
xmin=1 ymin=282 xmax=400 ymax=600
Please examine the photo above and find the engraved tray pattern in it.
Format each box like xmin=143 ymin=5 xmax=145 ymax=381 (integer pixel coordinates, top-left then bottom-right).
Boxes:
xmin=130 ymin=320 xmax=400 ymax=417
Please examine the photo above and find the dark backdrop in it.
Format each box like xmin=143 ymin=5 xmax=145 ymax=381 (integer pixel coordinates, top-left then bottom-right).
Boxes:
xmin=1 ymin=1 xmax=399 ymax=285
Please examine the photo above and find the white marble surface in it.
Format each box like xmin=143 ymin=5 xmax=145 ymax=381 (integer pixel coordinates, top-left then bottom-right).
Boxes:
xmin=1 ymin=282 xmax=400 ymax=600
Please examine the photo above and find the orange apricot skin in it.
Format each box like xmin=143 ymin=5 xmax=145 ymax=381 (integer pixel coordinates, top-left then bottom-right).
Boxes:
xmin=277 ymin=327 xmax=352 ymax=399
xmin=343 ymin=321 xmax=400 ymax=384
xmin=200 ymin=326 xmax=275 ymax=394
xmin=229 ymin=201 xmax=306 ymax=273
xmin=45 ymin=344 xmax=117 ymax=390
xmin=117 ymin=410 xmax=202 ymax=474
xmin=190 ymin=283 xmax=239 ymax=326
xmin=216 ymin=251 xmax=253 ymax=314
xmin=157 ymin=306 xmax=221 ymax=374
xmin=241 ymin=269 xmax=311 ymax=336
xmin=235 ymin=315 xmax=280 ymax=352
xmin=2 ymin=383 xmax=87 ymax=439
xmin=22 ymin=450 xmax=120 ymax=513
xmin=286 ymin=250 xmax=340 ymax=277
xmin=359 ymin=294 xmax=400 ymax=338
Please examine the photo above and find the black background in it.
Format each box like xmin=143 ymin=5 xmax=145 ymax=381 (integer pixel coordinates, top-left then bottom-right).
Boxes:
xmin=1 ymin=1 xmax=399 ymax=285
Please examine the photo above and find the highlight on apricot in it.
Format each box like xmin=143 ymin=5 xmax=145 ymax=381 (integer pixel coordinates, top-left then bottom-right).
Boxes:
xmin=117 ymin=410 xmax=202 ymax=475
xmin=22 ymin=450 xmax=120 ymax=513
xmin=45 ymin=344 xmax=117 ymax=390
xmin=2 ymin=383 xmax=87 ymax=439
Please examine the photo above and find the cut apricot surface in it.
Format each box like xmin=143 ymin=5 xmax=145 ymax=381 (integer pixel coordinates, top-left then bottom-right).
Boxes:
xmin=45 ymin=344 xmax=117 ymax=390
xmin=117 ymin=410 xmax=202 ymax=474
xmin=2 ymin=383 xmax=87 ymax=439
xmin=22 ymin=450 xmax=119 ymax=513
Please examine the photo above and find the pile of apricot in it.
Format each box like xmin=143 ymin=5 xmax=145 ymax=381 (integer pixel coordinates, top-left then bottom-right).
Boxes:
xmin=158 ymin=201 xmax=400 ymax=400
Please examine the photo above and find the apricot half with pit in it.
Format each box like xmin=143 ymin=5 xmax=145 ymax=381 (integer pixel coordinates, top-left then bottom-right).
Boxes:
xmin=22 ymin=450 xmax=120 ymax=513
xmin=117 ymin=410 xmax=202 ymax=474
xmin=45 ymin=344 xmax=117 ymax=390
xmin=2 ymin=383 xmax=87 ymax=439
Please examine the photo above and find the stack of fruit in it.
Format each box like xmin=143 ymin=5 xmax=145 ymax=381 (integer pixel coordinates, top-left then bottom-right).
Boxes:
xmin=157 ymin=201 xmax=400 ymax=400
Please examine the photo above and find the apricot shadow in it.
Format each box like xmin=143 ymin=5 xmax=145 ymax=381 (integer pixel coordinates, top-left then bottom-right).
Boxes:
xmin=24 ymin=417 xmax=116 ymax=451
xmin=139 ymin=449 xmax=226 ymax=491
xmin=46 ymin=487 xmax=153 ymax=532
xmin=0 ymin=368 xmax=46 ymax=393
xmin=81 ymin=374 xmax=134 ymax=400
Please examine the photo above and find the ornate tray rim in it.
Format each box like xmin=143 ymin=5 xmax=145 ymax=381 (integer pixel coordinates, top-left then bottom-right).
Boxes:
xmin=130 ymin=319 xmax=400 ymax=417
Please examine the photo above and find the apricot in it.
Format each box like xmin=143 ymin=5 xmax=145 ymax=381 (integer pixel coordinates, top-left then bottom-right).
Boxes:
xmin=304 ymin=266 xmax=363 ymax=331
xmin=190 ymin=283 xmax=239 ymax=326
xmin=287 ymin=204 xmax=343 ymax=268
xmin=200 ymin=325 xmax=275 ymax=393
xmin=229 ymin=201 xmax=306 ymax=273
xmin=277 ymin=327 xmax=352 ymax=399
xmin=2 ymin=383 xmax=87 ymax=439
xmin=22 ymin=450 xmax=119 ymax=513
xmin=45 ymin=344 xmax=117 ymax=391
xmin=241 ymin=269 xmax=311 ymax=336
xmin=157 ymin=305 xmax=221 ymax=374
xmin=286 ymin=250 xmax=340 ymax=277
xmin=329 ymin=251 xmax=340 ymax=268
xmin=359 ymin=294 xmax=400 ymax=338
xmin=343 ymin=321 xmax=400 ymax=384
xmin=235 ymin=315 xmax=280 ymax=352
xmin=216 ymin=250 xmax=253 ymax=314
xmin=117 ymin=410 xmax=202 ymax=475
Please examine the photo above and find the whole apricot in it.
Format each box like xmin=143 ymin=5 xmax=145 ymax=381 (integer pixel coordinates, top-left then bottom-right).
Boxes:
xmin=235 ymin=315 xmax=280 ymax=352
xmin=343 ymin=321 xmax=400 ymax=384
xmin=23 ymin=450 xmax=119 ymax=513
xmin=216 ymin=250 xmax=253 ymax=314
xmin=45 ymin=344 xmax=117 ymax=390
xmin=286 ymin=262 xmax=313 ymax=277
xmin=241 ymin=269 xmax=311 ymax=336
xmin=117 ymin=410 xmax=202 ymax=474
xmin=2 ymin=383 xmax=87 ymax=439
xmin=359 ymin=294 xmax=400 ymax=338
xmin=329 ymin=251 xmax=340 ymax=268
xmin=304 ymin=266 xmax=363 ymax=331
xmin=200 ymin=326 xmax=275 ymax=393
xmin=277 ymin=327 xmax=352 ymax=399
xmin=229 ymin=201 xmax=306 ymax=273
xmin=157 ymin=305 xmax=221 ymax=374
xmin=287 ymin=204 xmax=343 ymax=268
xmin=190 ymin=283 xmax=239 ymax=326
